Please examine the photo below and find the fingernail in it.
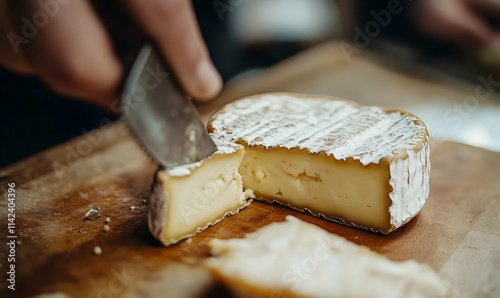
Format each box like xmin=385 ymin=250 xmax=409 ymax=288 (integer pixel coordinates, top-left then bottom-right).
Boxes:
xmin=194 ymin=59 xmax=222 ymax=100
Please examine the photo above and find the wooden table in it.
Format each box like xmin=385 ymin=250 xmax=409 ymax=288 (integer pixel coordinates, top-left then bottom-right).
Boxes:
xmin=1 ymin=42 xmax=499 ymax=298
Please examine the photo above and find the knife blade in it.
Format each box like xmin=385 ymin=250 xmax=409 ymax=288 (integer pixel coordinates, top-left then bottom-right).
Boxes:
xmin=122 ymin=43 xmax=218 ymax=168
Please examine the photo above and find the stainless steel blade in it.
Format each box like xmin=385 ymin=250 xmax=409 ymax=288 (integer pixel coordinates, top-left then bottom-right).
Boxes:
xmin=122 ymin=43 xmax=217 ymax=168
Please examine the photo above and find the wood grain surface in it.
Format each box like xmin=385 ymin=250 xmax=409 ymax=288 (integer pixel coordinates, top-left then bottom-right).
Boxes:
xmin=0 ymin=42 xmax=499 ymax=298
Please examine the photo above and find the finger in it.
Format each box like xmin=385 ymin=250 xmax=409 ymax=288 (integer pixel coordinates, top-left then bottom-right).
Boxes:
xmin=447 ymin=6 xmax=497 ymax=45
xmin=125 ymin=0 xmax=222 ymax=101
xmin=467 ymin=0 xmax=500 ymax=19
xmin=418 ymin=0 xmax=496 ymax=46
xmin=0 ymin=0 xmax=35 ymax=74
xmin=466 ymin=0 xmax=500 ymax=45
xmin=12 ymin=0 xmax=123 ymax=108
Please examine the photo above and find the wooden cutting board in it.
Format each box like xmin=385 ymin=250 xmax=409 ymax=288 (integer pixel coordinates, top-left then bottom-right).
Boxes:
xmin=1 ymin=42 xmax=499 ymax=298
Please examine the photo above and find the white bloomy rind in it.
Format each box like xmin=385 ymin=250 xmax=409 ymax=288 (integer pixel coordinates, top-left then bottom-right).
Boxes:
xmin=208 ymin=93 xmax=430 ymax=232
xmin=206 ymin=216 xmax=450 ymax=298
xmin=165 ymin=142 xmax=243 ymax=177
xmin=389 ymin=143 xmax=430 ymax=228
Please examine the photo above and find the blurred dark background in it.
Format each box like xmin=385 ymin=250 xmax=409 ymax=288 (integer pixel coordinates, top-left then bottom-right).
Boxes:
xmin=0 ymin=0 xmax=497 ymax=167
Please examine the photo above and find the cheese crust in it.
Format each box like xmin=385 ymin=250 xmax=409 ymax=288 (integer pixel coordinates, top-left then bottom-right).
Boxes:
xmin=208 ymin=93 xmax=430 ymax=233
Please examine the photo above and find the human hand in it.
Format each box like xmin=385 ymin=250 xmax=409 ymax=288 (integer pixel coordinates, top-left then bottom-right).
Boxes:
xmin=0 ymin=0 xmax=222 ymax=108
xmin=415 ymin=0 xmax=500 ymax=47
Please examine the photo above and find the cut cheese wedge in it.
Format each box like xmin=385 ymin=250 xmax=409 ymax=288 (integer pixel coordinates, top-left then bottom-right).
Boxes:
xmin=206 ymin=216 xmax=450 ymax=298
xmin=148 ymin=142 xmax=254 ymax=246
xmin=208 ymin=93 xmax=430 ymax=233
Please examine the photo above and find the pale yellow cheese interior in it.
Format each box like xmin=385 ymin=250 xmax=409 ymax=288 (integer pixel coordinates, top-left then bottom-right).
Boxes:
xmin=157 ymin=147 xmax=251 ymax=243
xmin=238 ymin=146 xmax=392 ymax=231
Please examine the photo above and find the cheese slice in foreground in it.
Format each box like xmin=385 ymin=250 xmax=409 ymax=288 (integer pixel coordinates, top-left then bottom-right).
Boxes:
xmin=208 ymin=93 xmax=430 ymax=233
xmin=206 ymin=216 xmax=450 ymax=298
xmin=148 ymin=142 xmax=254 ymax=246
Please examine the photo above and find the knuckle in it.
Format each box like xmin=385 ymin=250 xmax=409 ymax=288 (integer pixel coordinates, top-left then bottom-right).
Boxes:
xmin=42 ymin=53 xmax=87 ymax=90
xmin=40 ymin=51 xmax=117 ymax=100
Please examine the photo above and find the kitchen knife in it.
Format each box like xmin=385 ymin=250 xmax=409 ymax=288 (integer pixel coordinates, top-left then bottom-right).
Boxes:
xmin=122 ymin=43 xmax=218 ymax=168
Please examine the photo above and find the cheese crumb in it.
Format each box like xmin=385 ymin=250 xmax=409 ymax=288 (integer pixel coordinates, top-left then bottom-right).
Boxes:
xmin=103 ymin=225 xmax=110 ymax=232
xmin=186 ymin=238 xmax=192 ymax=244
xmin=93 ymin=246 xmax=102 ymax=255
xmin=84 ymin=208 xmax=101 ymax=220
xmin=105 ymin=217 xmax=111 ymax=223
xmin=130 ymin=206 xmax=136 ymax=210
